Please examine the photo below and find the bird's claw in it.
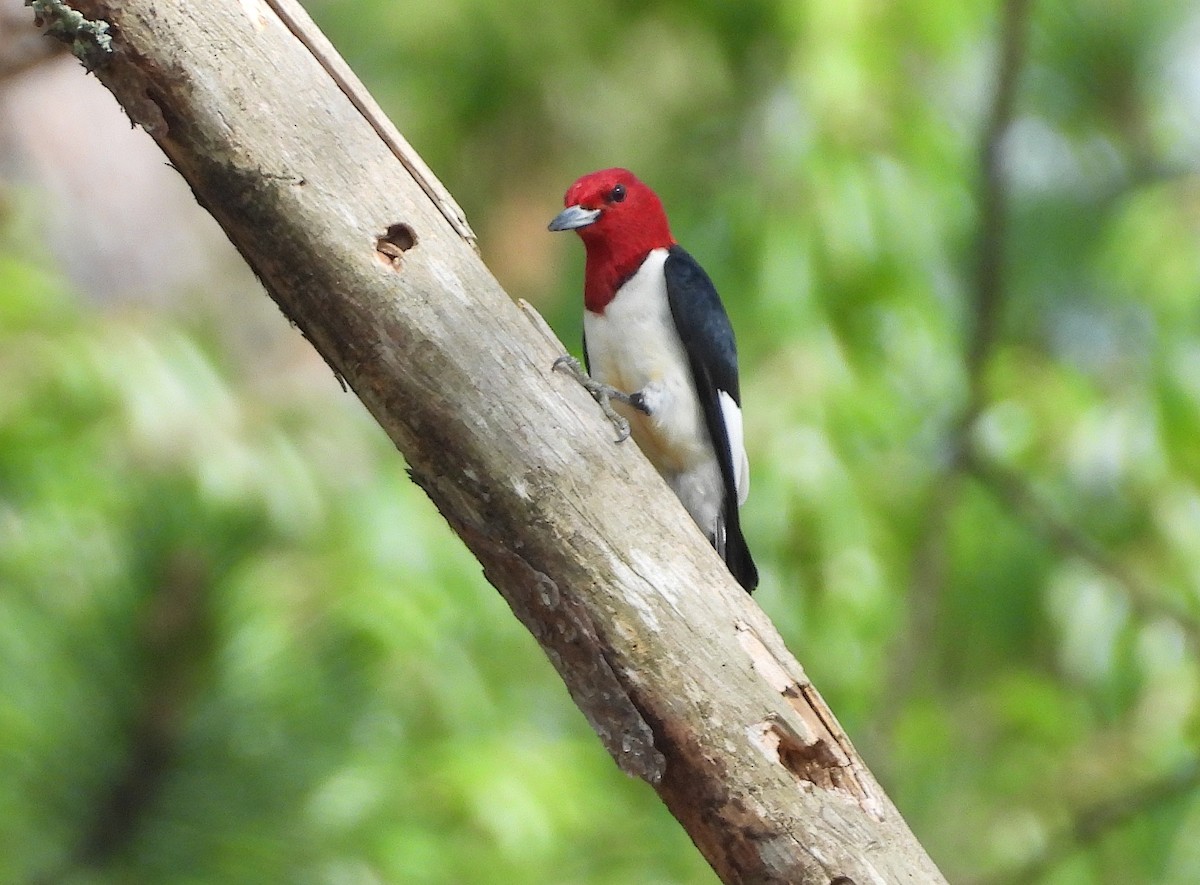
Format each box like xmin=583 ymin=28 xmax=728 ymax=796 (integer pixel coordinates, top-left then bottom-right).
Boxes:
xmin=603 ymin=407 xmax=632 ymax=444
xmin=552 ymin=354 xmax=583 ymax=376
xmin=553 ymin=355 xmax=634 ymax=443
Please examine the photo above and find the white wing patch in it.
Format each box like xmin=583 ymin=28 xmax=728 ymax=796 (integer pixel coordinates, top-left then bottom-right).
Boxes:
xmin=718 ymin=390 xmax=749 ymax=505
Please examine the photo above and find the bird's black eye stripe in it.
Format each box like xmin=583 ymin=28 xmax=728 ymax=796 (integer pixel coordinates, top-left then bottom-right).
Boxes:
xmin=609 ymin=183 xmax=626 ymax=203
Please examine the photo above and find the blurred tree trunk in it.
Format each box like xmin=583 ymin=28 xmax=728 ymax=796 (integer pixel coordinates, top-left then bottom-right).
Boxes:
xmin=28 ymin=1 xmax=947 ymax=881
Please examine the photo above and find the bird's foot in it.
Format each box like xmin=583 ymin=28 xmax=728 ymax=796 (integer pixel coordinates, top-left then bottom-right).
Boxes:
xmin=552 ymin=355 xmax=645 ymax=443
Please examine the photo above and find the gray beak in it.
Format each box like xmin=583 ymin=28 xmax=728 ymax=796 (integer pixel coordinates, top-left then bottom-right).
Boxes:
xmin=548 ymin=204 xmax=601 ymax=231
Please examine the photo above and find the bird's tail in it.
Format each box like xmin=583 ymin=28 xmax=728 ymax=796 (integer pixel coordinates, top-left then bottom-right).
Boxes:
xmin=718 ymin=510 xmax=758 ymax=593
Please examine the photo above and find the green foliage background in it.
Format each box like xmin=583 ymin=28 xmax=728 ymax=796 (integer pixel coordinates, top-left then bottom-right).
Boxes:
xmin=3 ymin=0 xmax=1200 ymax=882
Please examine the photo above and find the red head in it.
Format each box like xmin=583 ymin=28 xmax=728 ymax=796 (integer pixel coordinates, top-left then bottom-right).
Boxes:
xmin=549 ymin=168 xmax=675 ymax=312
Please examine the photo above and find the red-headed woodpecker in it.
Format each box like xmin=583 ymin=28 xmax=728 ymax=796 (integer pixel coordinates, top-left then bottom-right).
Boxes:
xmin=549 ymin=168 xmax=758 ymax=592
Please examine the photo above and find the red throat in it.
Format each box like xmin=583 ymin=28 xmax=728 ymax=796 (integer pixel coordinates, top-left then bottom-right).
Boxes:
xmin=560 ymin=169 xmax=675 ymax=313
xmin=581 ymin=235 xmax=671 ymax=313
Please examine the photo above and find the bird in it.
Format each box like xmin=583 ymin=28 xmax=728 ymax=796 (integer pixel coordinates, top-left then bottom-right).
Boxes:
xmin=548 ymin=168 xmax=757 ymax=592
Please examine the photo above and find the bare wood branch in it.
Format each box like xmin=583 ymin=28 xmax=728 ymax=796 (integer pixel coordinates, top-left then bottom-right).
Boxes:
xmin=29 ymin=1 xmax=946 ymax=881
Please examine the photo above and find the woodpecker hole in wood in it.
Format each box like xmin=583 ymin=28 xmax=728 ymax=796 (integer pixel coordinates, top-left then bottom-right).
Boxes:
xmin=749 ymin=718 xmax=852 ymax=794
xmin=376 ymin=223 xmax=417 ymax=269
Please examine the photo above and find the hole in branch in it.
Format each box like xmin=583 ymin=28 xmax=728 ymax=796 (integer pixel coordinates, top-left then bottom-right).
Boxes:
xmin=375 ymin=223 xmax=418 ymax=269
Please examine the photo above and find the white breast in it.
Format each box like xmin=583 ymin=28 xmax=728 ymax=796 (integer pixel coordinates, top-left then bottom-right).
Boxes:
xmin=583 ymin=248 xmax=735 ymax=538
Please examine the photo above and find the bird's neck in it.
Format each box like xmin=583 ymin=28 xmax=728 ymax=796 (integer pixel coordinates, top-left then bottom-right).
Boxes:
xmin=582 ymin=232 xmax=673 ymax=314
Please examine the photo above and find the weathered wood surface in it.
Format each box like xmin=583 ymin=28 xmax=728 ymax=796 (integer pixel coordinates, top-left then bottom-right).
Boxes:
xmin=29 ymin=1 xmax=947 ymax=881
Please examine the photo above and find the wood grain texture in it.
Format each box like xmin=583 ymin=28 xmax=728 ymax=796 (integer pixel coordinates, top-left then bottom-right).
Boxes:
xmin=35 ymin=1 xmax=948 ymax=881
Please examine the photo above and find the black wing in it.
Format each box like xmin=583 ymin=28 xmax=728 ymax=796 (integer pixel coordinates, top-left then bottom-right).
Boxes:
xmin=663 ymin=245 xmax=758 ymax=592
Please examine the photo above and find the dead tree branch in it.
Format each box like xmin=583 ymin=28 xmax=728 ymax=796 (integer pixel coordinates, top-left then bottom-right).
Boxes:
xmin=28 ymin=1 xmax=946 ymax=881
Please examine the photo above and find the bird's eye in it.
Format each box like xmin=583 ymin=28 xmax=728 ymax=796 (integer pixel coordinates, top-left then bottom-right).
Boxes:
xmin=609 ymin=183 xmax=626 ymax=203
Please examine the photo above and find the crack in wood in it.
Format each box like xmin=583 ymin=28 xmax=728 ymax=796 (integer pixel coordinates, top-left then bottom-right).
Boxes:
xmin=737 ymin=621 xmax=884 ymax=820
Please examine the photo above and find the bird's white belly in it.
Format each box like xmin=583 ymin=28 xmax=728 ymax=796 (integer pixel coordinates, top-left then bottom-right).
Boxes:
xmin=583 ymin=249 xmax=724 ymax=535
